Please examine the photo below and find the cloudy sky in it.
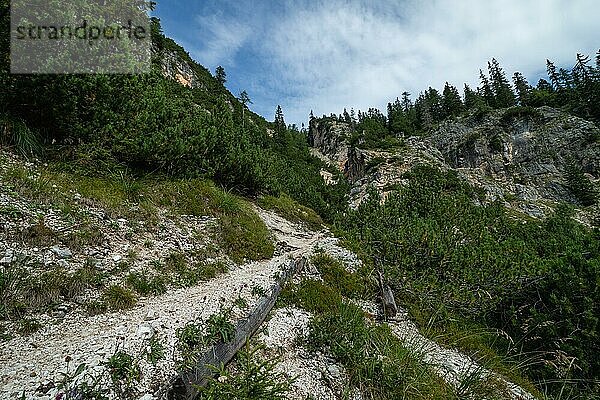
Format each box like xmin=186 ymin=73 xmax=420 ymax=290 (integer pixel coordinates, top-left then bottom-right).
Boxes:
xmin=154 ymin=0 xmax=599 ymax=126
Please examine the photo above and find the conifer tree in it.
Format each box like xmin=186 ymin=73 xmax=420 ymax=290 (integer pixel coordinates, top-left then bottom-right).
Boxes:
xmin=350 ymin=108 xmax=357 ymax=125
xmin=512 ymin=72 xmax=531 ymax=106
xmin=488 ymin=58 xmax=515 ymax=108
xmin=238 ymin=90 xmax=252 ymax=127
xmin=547 ymin=60 xmax=561 ymax=89
xmin=343 ymin=108 xmax=351 ymax=124
xmin=479 ymin=69 xmax=495 ymax=107
xmin=215 ymin=66 xmax=227 ymax=85
xmin=536 ymin=79 xmax=553 ymax=91
xmin=401 ymin=92 xmax=412 ymax=112
xmin=275 ymin=105 xmax=285 ymax=130
xmin=442 ymin=82 xmax=464 ymax=117
xmin=573 ymin=53 xmax=592 ymax=83
xmin=463 ymin=84 xmax=481 ymax=110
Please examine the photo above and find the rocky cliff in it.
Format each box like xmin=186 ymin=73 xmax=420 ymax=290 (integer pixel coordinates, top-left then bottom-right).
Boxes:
xmin=309 ymin=106 xmax=600 ymax=217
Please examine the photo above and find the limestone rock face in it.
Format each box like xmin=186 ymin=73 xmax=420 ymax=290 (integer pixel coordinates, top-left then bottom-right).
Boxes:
xmin=308 ymin=118 xmax=352 ymax=172
xmin=309 ymin=107 xmax=600 ymax=217
xmin=160 ymin=49 xmax=203 ymax=89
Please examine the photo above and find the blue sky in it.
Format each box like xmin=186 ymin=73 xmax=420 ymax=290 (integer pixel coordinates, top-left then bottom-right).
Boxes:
xmin=153 ymin=0 xmax=599 ymax=126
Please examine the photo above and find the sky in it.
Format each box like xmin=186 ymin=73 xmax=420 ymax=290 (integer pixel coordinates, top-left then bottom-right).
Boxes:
xmin=153 ymin=0 xmax=599 ymax=126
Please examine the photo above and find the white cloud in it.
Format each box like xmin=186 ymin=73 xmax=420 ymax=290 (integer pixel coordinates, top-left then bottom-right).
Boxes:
xmin=185 ymin=0 xmax=600 ymax=124
xmin=191 ymin=12 xmax=252 ymax=66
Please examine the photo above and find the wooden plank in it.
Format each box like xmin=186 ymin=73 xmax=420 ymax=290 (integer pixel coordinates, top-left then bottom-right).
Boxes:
xmin=166 ymin=256 xmax=306 ymax=400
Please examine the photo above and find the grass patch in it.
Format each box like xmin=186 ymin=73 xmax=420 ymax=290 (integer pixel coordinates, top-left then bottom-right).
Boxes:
xmin=62 ymin=223 xmax=104 ymax=250
xmin=17 ymin=317 xmax=42 ymax=335
xmin=126 ymin=271 xmax=167 ymax=296
xmin=20 ymin=218 xmax=56 ymax=246
xmin=412 ymin=309 xmax=544 ymax=398
xmin=1 ymin=262 xmax=105 ymax=320
xmin=4 ymin=159 xmax=274 ymax=265
xmin=258 ymin=193 xmax=323 ymax=231
xmin=311 ymin=253 xmax=364 ymax=298
xmin=103 ymin=285 xmax=137 ymax=310
xmin=220 ymin=202 xmax=274 ymax=264
xmin=278 ymin=280 xmax=342 ymax=314
xmin=176 ymin=307 xmax=236 ymax=371
xmin=196 ymin=261 xmax=228 ymax=281
xmin=307 ymin=300 xmax=454 ymax=399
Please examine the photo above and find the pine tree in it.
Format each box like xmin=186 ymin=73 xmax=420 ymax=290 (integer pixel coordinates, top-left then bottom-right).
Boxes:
xmin=442 ymin=82 xmax=464 ymax=117
xmin=547 ymin=60 xmax=561 ymax=89
xmin=401 ymin=92 xmax=412 ymax=112
xmin=350 ymin=108 xmax=357 ymax=125
xmin=343 ymin=108 xmax=351 ymax=124
xmin=479 ymin=69 xmax=495 ymax=107
xmin=275 ymin=105 xmax=285 ymax=130
xmin=488 ymin=58 xmax=515 ymax=108
xmin=215 ymin=66 xmax=227 ymax=85
xmin=463 ymin=84 xmax=481 ymax=110
xmin=573 ymin=53 xmax=592 ymax=83
xmin=238 ymin=90 xmax=252 ymax=127
xmin=513 ymin=72 xmax=531 ymax=106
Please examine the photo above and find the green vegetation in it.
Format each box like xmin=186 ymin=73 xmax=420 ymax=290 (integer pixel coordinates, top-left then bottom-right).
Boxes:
xmin=311 ymin=253 xmax=365 ymax=298
xmin=0 ymin=3 xmax=349 ymax=224
xmin=219 ymin=202 xmax=274 ymax=264
xmin=1 ymin=0 xmax=599 ymax=397
xmin=1 ymin=261 xmax=105 ymax=321
xmin=334 ymin=165 xmax=600 ymax=398
xmin=198 ymin=346 xmax=292 ymax=400
xmin=126 ymin=271 xmax=168 ymax=296
xmin=258 ymin=193 xmax=323 ymax=231
xmin=565 ymin=160 xmax=598 ymax=206
xmin=161 ymin=253 xmax=229 ymax=287
xmin=205 ymin=309 xmax=236 ymax=344
xmin=103 ymin=285 xmax=137 ymax=310
xmin=176 ymin=307 xmax=236 ymax=371
xmin=322 ymin=54 xmax=600 ymax=144
xmin=308 ymin=302 xmax=454 ymax=399
xmin=282 ymin=269 xmax=459 ymax=399
xmin=104 ymin=350 xmax=141 ymax=397
xmin=279 ymin=280 xmax=342 ymax=314
xmin=145 ymin=336 xmax=165 ymax=365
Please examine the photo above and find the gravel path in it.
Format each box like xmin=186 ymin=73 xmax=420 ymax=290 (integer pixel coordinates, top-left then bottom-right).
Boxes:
xmin=0 ymin=208 xmax=324 ymax=400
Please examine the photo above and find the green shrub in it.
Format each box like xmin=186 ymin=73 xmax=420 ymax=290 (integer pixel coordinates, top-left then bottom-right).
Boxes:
xmin=0 ymin=114 xmax=42 ymax=157
xmin=258 ymin=193 xmax=323 ymax=231
xmin=205 ymin=308 xmax=235 ymax=344
xmin=565 ymin=161 xmax=598 ymax=206
xmin=499 ymin=106 xmax=541 ymax=125
xmin=176 ymin=322 xmax=207 ymax=371
xmin=334 ymin=164 xmax=600 ymax=396
xmin=198 ymin=346 xmax=292 ymax=400
xmin=104 ymin=350 xmax=140 ymax=396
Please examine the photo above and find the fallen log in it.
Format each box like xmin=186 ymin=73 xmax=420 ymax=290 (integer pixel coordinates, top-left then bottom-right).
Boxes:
xmin=166 ymin=256 xmax=307 ymax=400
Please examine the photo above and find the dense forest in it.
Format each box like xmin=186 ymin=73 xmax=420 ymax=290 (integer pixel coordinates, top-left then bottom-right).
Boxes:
xmin=2 ymin=0 xmax=600 ymax=397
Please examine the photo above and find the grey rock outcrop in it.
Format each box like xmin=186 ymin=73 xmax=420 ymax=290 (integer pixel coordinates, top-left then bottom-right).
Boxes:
xmin=309 ymin=106 xmax=600 ymax=216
